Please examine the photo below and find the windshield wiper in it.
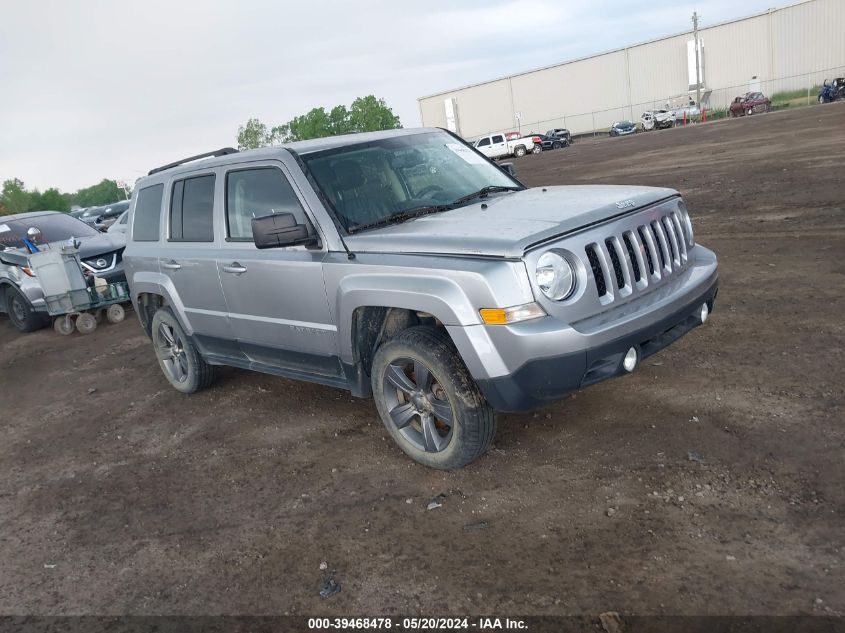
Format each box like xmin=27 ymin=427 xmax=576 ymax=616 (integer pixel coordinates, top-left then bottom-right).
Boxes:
xmin=451 ymin=185 xmax=522 ymax=207
xmin=347 ymin=204 xmax=452 ymax=234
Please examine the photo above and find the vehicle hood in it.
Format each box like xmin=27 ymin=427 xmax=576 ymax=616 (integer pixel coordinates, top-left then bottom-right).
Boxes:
xmin=344 ymin=185 xmax=677 ymax=258
xmin=0 ymin=232 xmax=125 ymax=265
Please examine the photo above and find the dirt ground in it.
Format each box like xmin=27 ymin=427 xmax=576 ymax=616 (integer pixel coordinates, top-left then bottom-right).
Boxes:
xmin=1 ymin=104 xmax=843 ymax=618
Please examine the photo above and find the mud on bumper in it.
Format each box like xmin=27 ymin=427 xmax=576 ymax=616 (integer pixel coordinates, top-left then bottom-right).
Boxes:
xmin=476 ymin=277 xmax=718 ymax=412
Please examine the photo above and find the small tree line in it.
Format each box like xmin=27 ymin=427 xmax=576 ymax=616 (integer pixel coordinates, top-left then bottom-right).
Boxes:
xmin=0 ymin=178 xmax=126 ymax=216
xmin=237 ymin=95 xmax=401 ymax=150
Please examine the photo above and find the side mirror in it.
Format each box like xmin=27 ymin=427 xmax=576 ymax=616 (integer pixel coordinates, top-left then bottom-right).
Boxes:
xmin=500 ymin=163 xmax=516 ymax=177
xmin=26 ymin=227 xmax=42 ymax=243
xmin=251 ymin=212 xmax=317 ymax=249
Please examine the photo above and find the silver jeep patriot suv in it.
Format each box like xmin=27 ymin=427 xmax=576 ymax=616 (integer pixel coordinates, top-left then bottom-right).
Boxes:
xmin=124 ymin=128 xmax=718 ymax=469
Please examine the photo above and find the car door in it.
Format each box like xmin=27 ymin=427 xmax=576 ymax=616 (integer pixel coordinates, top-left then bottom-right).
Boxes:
xmin=475 ymin=136 xmax=493 ymax=158
xmin=160 ymin=171 xmax=243 ymax=359
xmin=217 ymin=162 xmax=339 ymax=377
xmin=490 ymin=134 xmax=507 ymax=158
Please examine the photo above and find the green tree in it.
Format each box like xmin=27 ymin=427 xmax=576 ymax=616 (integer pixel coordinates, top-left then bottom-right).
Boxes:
xmin=348 ymin=95 xmax=401 ymax=133
xmin=31 ymin=188 xmax=70 ymax=212
xmin=237 ymin=117 xmax=270 ymax=150
xmin=236 ymin=95 xmax=401 ymax=146
xmin=1 ymin=178 xmax=31 ymax=215
xmin=70 ymin=179 xmax=124 ymax=207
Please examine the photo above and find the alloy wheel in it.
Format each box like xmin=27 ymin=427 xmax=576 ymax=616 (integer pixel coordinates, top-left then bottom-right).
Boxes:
xmin=156 ymin=322 xmax=189 ymax=383
xmin=382 ymin=357 xmax=454 ymax=453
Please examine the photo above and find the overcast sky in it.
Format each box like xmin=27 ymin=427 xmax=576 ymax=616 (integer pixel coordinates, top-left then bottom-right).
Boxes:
xmin=1 ymin=0 xmax=784 ymax=193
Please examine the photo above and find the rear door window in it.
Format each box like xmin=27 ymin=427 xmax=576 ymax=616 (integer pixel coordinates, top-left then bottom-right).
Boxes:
xmin=132 ymin=184 xmax=164 ymax=241
xmin=170 ymin=174 xmax=215 ymax=241
xmin=492 ymin=135 xmax=504 ymax=144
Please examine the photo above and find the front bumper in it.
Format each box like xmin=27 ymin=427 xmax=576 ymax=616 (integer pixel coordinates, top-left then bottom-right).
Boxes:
xmin=475 ymin=275 xmax=717 ymax=411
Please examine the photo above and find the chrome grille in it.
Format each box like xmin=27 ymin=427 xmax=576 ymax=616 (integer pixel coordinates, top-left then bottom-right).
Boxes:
xmin=585 ymin=209 xmax=689 ymax=304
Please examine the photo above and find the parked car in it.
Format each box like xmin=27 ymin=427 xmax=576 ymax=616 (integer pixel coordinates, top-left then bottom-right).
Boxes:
xmin=641 ymin=110 xmax=675 ymax=131
xmin=668 ymin=99 xmax=700 ymax=122
xmin=0 ymin=211 xmax=127 ymax=332
xmin=124 ymin=128 xmax=718 ymax=469
xmin=817 ymin=78 xmax=845 ymax=103
xmin=107 ymin=210 xmax=129 ymax=235
xmin=729 ymin=92 xmax=771 ymax=116
xmin=609 ymin=121 xmax=637 ymax=137
xmin=530 ymin=132 xmax=568 ymax=150
xmin=96 ymin=200 xmax=130 ymax=230
xmin=77 ymin=206 xmax=104 ymax=227
xmin=474 ymin=132 xmax=542 ymax=158
xmin=544 ymin=128 xmax=571 ymax=146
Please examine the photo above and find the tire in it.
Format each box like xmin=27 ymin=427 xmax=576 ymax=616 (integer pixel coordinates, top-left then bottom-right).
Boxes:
xmin=53 ymin=316 xmax=74 ymax=336
xmin=150 ymin=307 xmax=214 ymax=393
xmin=531 ymin=145 xmax=542 ymax=155
xmin=746 ymin=108 xmax=753 ymax=116
xmin=76 ymin=312 xmax=97 ymax=334
xmin=371 ymin=326 xmax=495 ymax=470
xmin=818 ymin=95 xmax=826 ymax=104
xmin=514 ymin=146 xmax=527 ymax=158
xmin=4 ymin=286 xmax=45 ymax=333
xmin=106 ymin=303 xmax=125 ymax=324
xmin=552 ymin=141 xmax=562 ymax=148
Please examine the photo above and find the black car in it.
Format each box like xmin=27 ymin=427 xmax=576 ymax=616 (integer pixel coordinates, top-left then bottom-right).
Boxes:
xmin=527 ymin=133 xmax=561 ymax=151
xmin=544 ymin=128 xmax=572 ymax=146
xmin=96 ymin=200 xmax=130 ymax=230
xmin=609 ymin=120 xmax=638 ymax=137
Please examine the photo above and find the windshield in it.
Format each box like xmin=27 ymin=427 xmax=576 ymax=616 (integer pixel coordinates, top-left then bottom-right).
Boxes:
xmin=301 ymin=130 xmax=521 ymax=232
xmin=0 ymin=213 xmax=99 ymax=250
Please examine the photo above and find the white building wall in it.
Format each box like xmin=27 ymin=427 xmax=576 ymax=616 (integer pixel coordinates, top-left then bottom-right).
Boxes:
xmin=418 ymin=0 xmax=844 ymax=138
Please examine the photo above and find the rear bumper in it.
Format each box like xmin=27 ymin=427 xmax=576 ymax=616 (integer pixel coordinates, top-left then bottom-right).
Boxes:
xmin=474 ymin=274 xmax=718 ymax=412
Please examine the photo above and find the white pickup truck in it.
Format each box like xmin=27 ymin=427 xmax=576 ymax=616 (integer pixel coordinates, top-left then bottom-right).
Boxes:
xmin=474 ymin=132 xmax=542 ymax=159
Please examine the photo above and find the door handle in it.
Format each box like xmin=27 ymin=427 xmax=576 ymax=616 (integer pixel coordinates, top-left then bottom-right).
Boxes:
xmin=222 ymin=263 xmax=247 ymax=274
xmin=162 ymin=261 xmax=181 ymax=270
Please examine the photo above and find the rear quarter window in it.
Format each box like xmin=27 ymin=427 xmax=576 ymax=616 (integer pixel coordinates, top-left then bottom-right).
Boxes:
xmin=132 ymin=184 xmax=164 ymax=241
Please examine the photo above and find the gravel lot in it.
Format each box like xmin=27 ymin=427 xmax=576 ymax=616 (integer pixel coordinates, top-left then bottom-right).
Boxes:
xmin=1 ymin=104 xmax=843 ymax=617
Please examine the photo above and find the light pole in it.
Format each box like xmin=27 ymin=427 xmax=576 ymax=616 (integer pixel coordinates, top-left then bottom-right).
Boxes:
xmin=692 ymin=11 xmax=701 ymax=107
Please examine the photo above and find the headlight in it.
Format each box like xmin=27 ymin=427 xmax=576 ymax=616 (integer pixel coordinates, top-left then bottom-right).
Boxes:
xmin=677 ymin=200 xmax=695 ymax=246
xmin=535 ymin=251 xmax=575 ymax=300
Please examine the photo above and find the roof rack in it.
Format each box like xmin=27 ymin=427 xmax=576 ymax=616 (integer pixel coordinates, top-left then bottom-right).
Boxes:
xmin=148 ymin=147 xmax=239 ymax=176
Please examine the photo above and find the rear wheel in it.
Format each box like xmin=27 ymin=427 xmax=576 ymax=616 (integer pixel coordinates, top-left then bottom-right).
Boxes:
xmin=514 ymin=145 xmax=527 ymax=158
xmin=746 ymin=107 xmax=753 ymax=116
xmin=371 ymin=326 xmax=495 ymax=470
xmin=552 ymin=141 xmax=562 ymax=149
xmin=5 ymin=286 xmax=45 ymax=333
xmin=151 ymin=307 xmax=214 ymax=393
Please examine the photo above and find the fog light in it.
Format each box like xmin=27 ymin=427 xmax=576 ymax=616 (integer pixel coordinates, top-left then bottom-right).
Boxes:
xmin=623 ymin=347 xmax=638 ymax=372
xmin=699 ymin=302 xmax=709 ymax=324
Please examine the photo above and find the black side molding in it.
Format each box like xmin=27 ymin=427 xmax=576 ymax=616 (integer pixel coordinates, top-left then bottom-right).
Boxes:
xmin=148 ymin=147 xmax=239 ymax=175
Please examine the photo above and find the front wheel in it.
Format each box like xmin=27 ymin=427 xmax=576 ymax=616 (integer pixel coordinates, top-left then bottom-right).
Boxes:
xmin=4 ymin=286 xmax=45 ymax=333
xmin=371 ymin=327 xmax=495 ymax=470
xmin=818 ymin=95 xmax=826 ymax=104
xmin=150 ymin=307 xmax=214 ymax=393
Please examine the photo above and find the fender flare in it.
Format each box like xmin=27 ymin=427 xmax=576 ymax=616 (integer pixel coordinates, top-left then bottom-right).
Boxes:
xmin=335 ymin=273 xmax=481 ymax=364
xmin=129 ymin=271 xmax=192 ymax=334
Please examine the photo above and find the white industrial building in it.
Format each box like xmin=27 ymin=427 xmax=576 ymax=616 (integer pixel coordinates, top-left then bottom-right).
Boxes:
xmin=417 ymin=0 xmax=845 ymax=139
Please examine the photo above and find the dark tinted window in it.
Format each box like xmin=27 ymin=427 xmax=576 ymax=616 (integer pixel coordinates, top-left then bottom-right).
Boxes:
xmin=170 ymin=175 xmax=215 ymax=241
xmin=476 ymin=138 xmax=490 ymax=147
xmin=102 ymin=200 xmax=130 ymax=218
xmin=226 ymin=168 xmax=306 ymax=240
xmin=133 ymin=184 xmax=164 ymax=241
xmin=491 ymin=135 xmax=504 ymax=144
xmin=0 ymin=213 xmax=98 ymax=250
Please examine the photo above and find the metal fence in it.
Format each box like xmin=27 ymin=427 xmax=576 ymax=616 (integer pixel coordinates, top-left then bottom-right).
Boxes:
xmin=471 ymin=65 xmax=845 ymax=141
